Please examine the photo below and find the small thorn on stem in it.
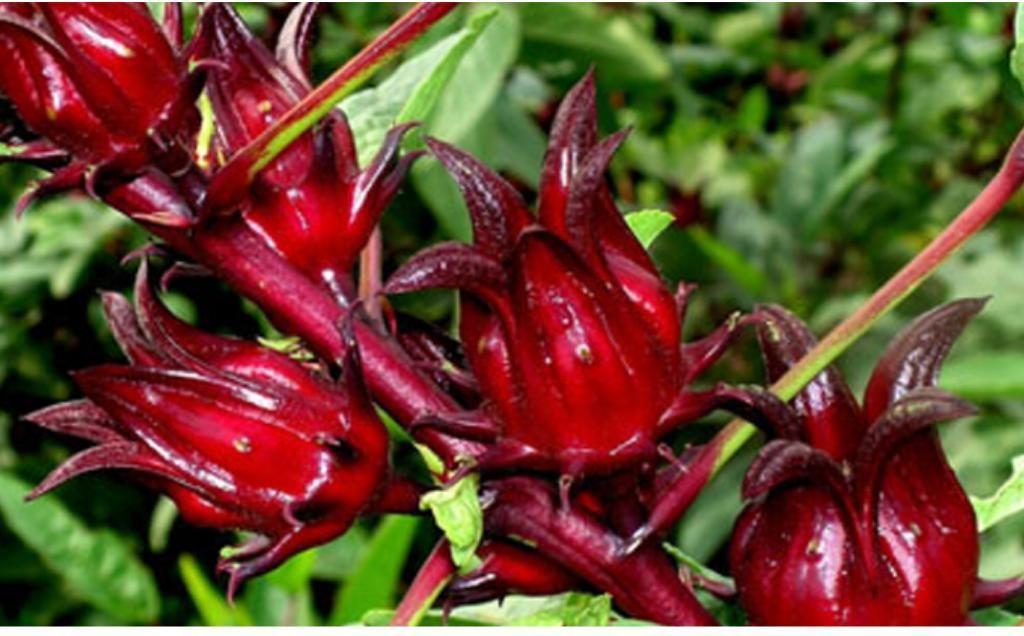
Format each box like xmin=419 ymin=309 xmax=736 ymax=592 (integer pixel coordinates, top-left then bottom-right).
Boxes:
xmin=558 ymin=474 xmax=574 ymax=512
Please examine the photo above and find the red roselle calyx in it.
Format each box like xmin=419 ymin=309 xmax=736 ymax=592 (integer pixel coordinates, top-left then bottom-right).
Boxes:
xmin=196 ymin=4 xmax=417 ymax=295
xmin=730 ymin=299 xmax=1022 ymax=625
xmin=386 ymin=72 xmax=774 ymax=479
xmin=0 ymin=3 xmax=194 ymax=180
xmin=25 ymin=264 xmax=390 ymax=597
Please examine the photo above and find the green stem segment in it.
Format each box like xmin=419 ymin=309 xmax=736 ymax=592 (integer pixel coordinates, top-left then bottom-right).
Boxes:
xmin=710 ymin=127 xmax=1024 ymax=475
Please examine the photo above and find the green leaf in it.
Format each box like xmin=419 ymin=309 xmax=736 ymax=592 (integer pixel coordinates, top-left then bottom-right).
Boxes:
xmin=419 ymin=474 xmax=482 ymax=570
xmin=520 ymin=4 xmax=669 ymax=85
xmin=0 ymin=472 xmax=160 ymax=623
xmin=510 ymin=592 xmax=612 ymax=626
xmin=341 ymin=8 xmax=498 ymax=166
xmin=972 ymin=454 xmax=1024 ymax=532
xmin=662 ymin=543 xmax=735 ymax=590
xmin=178 ymin=554 xmax=253 ymax=626
xmin=625 ymin=209 xmax=674 ymax=249
xmin=421 ymin=6 xmax=521 ymax=144
xmin=330 ymin=516 xmax=421 ymax=625
xmin=942 ymin=352 xmax=1024 ymax=401
xmin=974 ymin=606 xmax=1024 ymax=626
xmin=1011 ymin=3 xmax=1024 ymax=93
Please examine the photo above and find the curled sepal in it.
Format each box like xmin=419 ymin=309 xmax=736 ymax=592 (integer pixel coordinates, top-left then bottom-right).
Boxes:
xmin=563 ymin=128 xmax=630 ymax=263
xmin=426 ymin=137 xmax=531 ymax=260
xmin=972 ymin=576 xmax=1024 ymax=609
xmin=384 ymin=242 xmax=506 ymax=301
xmin=445 ymin=541 xmax=580 ymax=607
xmin=27 ymin=440 xmax=185 ymax=501
xmin=742 ymin=439 xmax=851 ymax=502
xmin=275 ymin=3 xmax=320 ymax=88
xmin=22 ymin=399 xmax=123 ymax=445
xmin=538 ymin=69 xmax=598 ymax=228
xmin=659 ymin=384 xmax=804 ymax=441
xmin=863 ymin=298 xmax=988 ymax=422
xmin=678 ymin=312 xmax=754 ymax=386
xmin=852 ymin=387 xmax=976 ymax=511
xmin=754 ymin=304 xmax=864 ymax=459
xmin=411 ymin=410 xmax=500 ymax=443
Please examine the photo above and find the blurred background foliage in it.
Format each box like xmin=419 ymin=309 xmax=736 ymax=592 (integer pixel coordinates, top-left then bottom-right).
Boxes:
xmin=1 ymin=2 xmax=1024 ymax=625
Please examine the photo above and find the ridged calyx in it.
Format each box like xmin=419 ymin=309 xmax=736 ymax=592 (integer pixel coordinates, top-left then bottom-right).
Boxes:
xmin=25 ymin=263 xmax=389 ymax=596
xmin=196 ymin=4 xmax=417 ymax=292
xmin=730 ymin=300 xmax=992 ymax=625
xmin=386 ymin=72 xmax=772 ymax=478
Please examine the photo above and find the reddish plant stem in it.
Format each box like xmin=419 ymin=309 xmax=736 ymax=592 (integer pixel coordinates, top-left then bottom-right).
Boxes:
xmin=482 ymin=477 xmax=715 ymax=625
xmin=202 ymin=3 xmax=457 ymax=215
xmin=391 ymin=540 xmax=456 ymax=626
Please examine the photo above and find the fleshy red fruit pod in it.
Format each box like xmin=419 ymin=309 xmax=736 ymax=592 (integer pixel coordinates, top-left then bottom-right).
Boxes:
xmin=0 ymin=3 xmax=190 ymax=170
xmin=25 ymin=263 xmax=389 ymax=596
xmin=385 ymin=72 xmax=772 ymax=478
xmin=198 ymin=3 xmax=418 ymax=291
xmin=446 ymin=540 xmax=580 ymax=606
xmin=729 ymin=299 xmax=1003 ymax=625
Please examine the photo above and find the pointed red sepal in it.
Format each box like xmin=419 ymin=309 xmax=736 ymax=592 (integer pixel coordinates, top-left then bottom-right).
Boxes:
xmin=275 ymin=3 xmax=321 ymax=88
xmin=27 ymin=440 xmax=185 ymax=501
xmin=754 ymin=303 xmax=865 ymax=459
xmin=384 ymin=242 xmax=507 ymax=301
xmin=410 ymin=410 xmax=500 ymax=443
xmin=659 ymin=384 xmax=804 ymax=441
xmin=538 ymin=69 xmax=598 ymax=229
xmin=14 ymin=162 xmax=87 ymax=217
xmin=426 ymin=136 xmax=532 ymax=260
xmin=22 ymin=399 xmax=122 ymax=445
xmin=863 ymin=297 xmax=988 ymax=422
xmin=972 ymin=576 xmax=1024 ymax=609
xmin=742 ymin=439 xmax=851 ymax=501
xmin=852 ymin=387 xmax=976 ymax=509
xmin=100 ymin=290 xmax=165 ymax=367
xmin=563 ymin=128 xmax=630 ymax=262
xmin=678 ymin=312 xmax=754 ymax=386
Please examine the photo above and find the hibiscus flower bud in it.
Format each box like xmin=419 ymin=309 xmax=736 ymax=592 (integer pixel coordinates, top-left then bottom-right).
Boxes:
xmin=25 ymin=263 xmax=389 ymax=596
xmin=729 ymin=299 xmax=1018 ymax=625
xmin=385 ymin=72 xmax=774 ymax=478
xmin=0 ymin=3 xmax=190 ymax=170
xmin=198 ymin=4 xmax=417 ymax=292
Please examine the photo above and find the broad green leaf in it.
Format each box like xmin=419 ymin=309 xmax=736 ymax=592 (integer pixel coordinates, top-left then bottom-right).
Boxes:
xmin=0 ymin=472 xmax=160 ymax=623
xmin=330 ymin=515 xmax=420 ymax=625
xmin=422 ymin=6 xmax=520 ymax=144
xmin=419 ymin=474 xmax=482 ymax=570
xmin=625 ymin=209 xmax=674 ymax=249
xmin=178 ymin=554 xmax=253 ymax=626
xmin=411 ymin=7 xmax=524 ymax=240
xmin=510 ymin=592 xmax=612 ymax=626
xmin=942 ymin=352 xmax=1024 ymax=401
xmin=341 ymin=9 xmax=498 ymax=166
xmin=972 ymin=455 xmax=1024 ymax=532
xmin=519 ymin=4 xmax=669 ymax=85
xmin=1011 ymin=3 xmax=1024 ymax=93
